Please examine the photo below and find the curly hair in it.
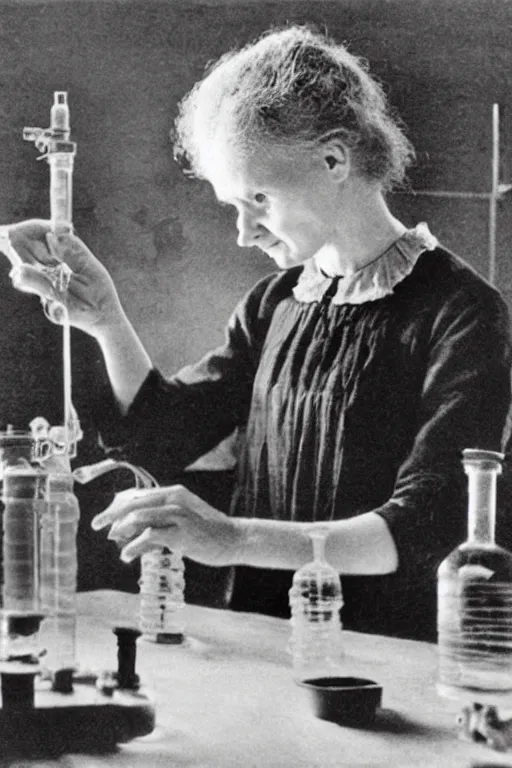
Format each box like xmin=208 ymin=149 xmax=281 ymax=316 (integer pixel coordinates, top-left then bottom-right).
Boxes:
xmin=174 ymin=25 xmax=415 ymax=191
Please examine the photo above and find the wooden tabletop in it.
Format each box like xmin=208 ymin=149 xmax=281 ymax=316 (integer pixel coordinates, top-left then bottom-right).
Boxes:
xmin=4 ymin=589 xmax=512 ymax=768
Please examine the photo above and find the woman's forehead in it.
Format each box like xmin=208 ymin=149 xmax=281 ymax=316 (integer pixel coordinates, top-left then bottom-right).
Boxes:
xmin=203 ymin=141 xmax=316 ymax=198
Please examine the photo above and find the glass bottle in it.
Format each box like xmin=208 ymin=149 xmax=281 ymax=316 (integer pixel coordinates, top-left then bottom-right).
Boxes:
xmin=437 ymin=449 xmax=512 ymax=701
xmin=288 ymin=527 xmax=343 ymax=681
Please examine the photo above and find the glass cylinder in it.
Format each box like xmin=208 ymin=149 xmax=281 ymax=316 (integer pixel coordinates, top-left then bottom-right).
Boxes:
xmin=0 ymin=429 xmax=80 ymax=672
xmin=0 ymin=429 xmax=34 ymax=479
xmin=0 ymin=466 xmax=48 ymax=662
xmin=437 ymin=449 xmax=512 ymax=701
xmin=38 ymin=469 xmax=79 ymax=671
xmin=139 ymin=547 xmax=186 ymax=643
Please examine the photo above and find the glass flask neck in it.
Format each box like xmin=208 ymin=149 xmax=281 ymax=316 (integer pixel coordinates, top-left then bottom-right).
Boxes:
xmin=309 ymin=527 xmax=329 ymax=563
xmin=48 ymin=472 xmax=74 ymax=494
xmin=463 ymin=450 xmax=503 ymax=546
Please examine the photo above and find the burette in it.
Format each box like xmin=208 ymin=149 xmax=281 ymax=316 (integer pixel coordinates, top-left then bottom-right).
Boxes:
xmin=22 ymin=92 xmax=81 ymax=457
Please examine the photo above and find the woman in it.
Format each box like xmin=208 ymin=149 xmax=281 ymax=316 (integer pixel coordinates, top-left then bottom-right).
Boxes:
xmin=2 ymin=25 xmax=511 ymax=640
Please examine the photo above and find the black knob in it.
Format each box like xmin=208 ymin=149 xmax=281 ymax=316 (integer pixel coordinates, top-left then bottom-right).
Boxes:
xmin=113 ymin=626 xmax=141 ymax=690
xmin=1 ymin=670 xmax=38 ymax=710
xmin=6 ymin=613 xmax=45 ymax=638
xmin=52 ymin=667 xmax=75 ymax=693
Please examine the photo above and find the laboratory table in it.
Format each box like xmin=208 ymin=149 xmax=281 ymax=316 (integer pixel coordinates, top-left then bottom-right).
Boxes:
xmin=2 ymin=589 xmax=512 ymax=768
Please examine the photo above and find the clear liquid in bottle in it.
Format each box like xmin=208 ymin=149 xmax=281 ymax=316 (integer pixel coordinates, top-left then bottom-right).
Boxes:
xmin=288 ymin=527 xmax=343 ymax=681
xmin=437 ymin=449 xmax=512 ymax=702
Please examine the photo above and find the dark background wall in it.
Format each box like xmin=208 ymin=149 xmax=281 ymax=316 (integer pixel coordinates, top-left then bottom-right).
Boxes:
xmin=0 ymin=0 xmax=511 ymax=592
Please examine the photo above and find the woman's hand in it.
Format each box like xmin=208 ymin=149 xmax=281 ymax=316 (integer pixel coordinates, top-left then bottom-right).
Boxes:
xmin=0 ymin=219 xmax=123 ymax=337
xmin=91 ymin=485 xmax=244 ymax=567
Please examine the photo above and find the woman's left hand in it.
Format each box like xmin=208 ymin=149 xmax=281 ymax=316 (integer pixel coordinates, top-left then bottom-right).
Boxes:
xmin=91 ymin=485 xmax=242 ymax=566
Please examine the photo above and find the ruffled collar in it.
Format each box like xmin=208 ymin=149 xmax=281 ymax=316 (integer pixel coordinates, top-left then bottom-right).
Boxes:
xmin=292 ymin=222 xmax=438 ymax=305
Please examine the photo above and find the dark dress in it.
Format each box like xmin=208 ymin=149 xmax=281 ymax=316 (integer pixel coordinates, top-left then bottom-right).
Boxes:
xmin=97 ymin=235 xmax=512 ymax=641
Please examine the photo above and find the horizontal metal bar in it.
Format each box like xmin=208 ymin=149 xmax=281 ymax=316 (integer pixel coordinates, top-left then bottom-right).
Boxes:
xmin=394 ymin=190 xmax=491 ymax=200
xmin=394 ymin=185 xmax=512 ymax=201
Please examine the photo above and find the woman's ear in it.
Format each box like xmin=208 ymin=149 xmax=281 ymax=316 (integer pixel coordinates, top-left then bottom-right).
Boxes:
xmin=321 ymin=141 xmax=350 ymax=183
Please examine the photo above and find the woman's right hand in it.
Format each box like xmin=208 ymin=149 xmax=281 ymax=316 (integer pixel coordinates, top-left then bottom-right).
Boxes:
xmin=0 ymin=219 xmax=123 ymax=337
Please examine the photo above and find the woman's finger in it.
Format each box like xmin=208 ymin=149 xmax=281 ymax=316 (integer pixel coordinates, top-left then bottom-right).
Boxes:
xmin=120 ymin=526 xmax=180 ymax=563
xmin=91 ymin=488 xmax=170 ymax=530
xmin=45 ymin=232 xmax=67 ymax=263
xmin=91 ymin=492 xmax=135 ymax=530
xmin=8 ymin=224 xmax=57 ymax=267
xmin=5 ymin=219 xmax=52 ymax=241
xmin=107 ymin=505 xmax=183 ymax=541
xmin=46 ymin=231 xmax=85 ymax=272
xmin=10 ymin=263 xmax=57 ymax=299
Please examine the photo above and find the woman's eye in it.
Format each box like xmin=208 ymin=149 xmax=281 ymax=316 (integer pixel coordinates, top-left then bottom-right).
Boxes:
xmin=254 ymin=193 xmax=267 ymax=204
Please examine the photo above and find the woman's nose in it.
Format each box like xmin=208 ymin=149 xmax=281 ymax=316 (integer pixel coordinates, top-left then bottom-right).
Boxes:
xmin=236 ymin=208 xmax=263 ymax=248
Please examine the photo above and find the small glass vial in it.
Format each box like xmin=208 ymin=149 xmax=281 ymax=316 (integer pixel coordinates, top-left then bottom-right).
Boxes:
xmin=437 ymin=449 xmax=512 ymax=701
xmin=288 ymin=527 xmax=343 ymax=680
xmin=139 ymin=547 xmax=185 ymax=644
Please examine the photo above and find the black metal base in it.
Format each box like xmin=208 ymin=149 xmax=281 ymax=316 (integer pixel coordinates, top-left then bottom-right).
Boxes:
xmin=0 ymin=673 xmax=155 ymax=758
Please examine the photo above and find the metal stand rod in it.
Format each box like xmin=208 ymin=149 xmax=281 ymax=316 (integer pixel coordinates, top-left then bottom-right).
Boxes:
xmin=393 ymin=104 xmax=512 ymax=286
xmin=489 ymin=103 xmax=500 ymax=285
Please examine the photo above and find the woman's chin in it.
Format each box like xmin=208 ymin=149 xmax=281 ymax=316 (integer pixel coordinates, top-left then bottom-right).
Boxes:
xmin=266 ymin=244 xmax=309 ymax=270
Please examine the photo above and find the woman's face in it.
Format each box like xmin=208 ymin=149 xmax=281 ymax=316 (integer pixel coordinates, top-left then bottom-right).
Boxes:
xmin=204 ymin=141 xmax=344 ymax=270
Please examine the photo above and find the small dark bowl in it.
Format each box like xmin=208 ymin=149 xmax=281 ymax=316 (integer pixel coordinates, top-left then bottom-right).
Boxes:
xmin=299 ymin=676 xmax=382 ymax=727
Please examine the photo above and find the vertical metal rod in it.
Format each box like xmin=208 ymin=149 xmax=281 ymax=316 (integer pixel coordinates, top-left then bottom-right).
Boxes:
xmin=488 ymin=103 xmax=500 ymax=285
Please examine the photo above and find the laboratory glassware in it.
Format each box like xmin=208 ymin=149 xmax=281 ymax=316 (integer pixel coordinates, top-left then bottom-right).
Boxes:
xmin=289 ymin=526 xmax=343 ymax=680
xmin=438 ymin=449 xmax=512 ymax=702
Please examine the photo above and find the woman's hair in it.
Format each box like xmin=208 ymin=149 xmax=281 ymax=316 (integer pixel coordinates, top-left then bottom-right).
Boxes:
xmin=174 ymin=24 xmax=415 ymax=191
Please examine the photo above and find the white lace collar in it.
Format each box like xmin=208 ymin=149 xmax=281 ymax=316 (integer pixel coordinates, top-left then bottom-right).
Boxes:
xmin=292 ymin=222 xmax=438 ymax=305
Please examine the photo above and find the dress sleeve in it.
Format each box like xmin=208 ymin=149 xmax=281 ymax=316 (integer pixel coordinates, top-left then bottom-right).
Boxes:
xmin=93 ymin=274 xmax=277 ymax=479
xmin=374 ymin=283 xmax=512 ymax=578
